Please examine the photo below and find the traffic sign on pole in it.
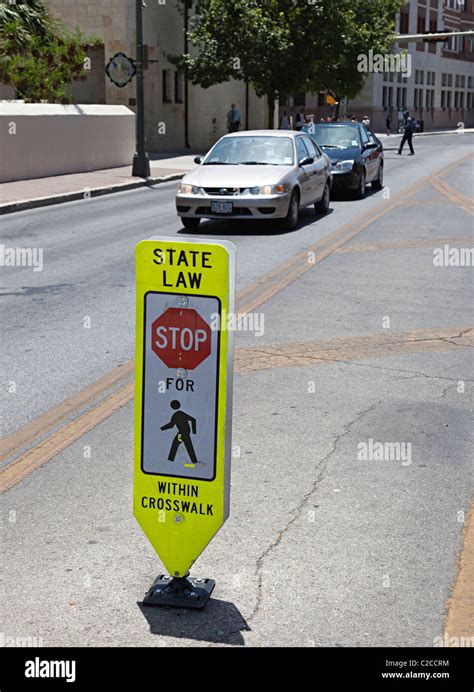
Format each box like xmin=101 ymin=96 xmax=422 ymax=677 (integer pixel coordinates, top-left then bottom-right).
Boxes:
xmin=134 ymin=236 xmax=236 ymax=608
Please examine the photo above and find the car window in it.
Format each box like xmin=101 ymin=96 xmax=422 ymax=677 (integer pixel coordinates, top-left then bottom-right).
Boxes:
xmin=296 ymin=137 xmax=310 ymax=162
xmin=359 ymin=126 xmax=369 ymax=145
xmin=364 ymin=127 xmax=376 ymax=144
xmin=203 ymin=135 xmax=294 ymax=165
xmin=305 ymin=124 xmax=361 ymax=148
xmin=302 ymin=135 xmax=319 ymax=158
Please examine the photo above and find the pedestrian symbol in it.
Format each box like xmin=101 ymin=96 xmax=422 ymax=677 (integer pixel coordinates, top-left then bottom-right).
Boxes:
xmin=161 ymin=400 xmax=199 ymax=467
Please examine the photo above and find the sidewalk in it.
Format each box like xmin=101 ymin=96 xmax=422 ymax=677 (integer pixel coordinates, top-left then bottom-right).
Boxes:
xmin=0 ymin=153 xmax=196 ymax=215
xmin=1 ymin=129 xmax=472 ymax=214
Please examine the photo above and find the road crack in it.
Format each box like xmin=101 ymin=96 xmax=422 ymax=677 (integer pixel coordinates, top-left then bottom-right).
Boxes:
xmin=245 ymin=400 xmax=379 ymax=627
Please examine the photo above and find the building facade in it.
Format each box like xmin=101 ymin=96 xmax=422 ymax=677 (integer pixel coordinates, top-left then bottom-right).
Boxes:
xmin=46 ymin=0 xmax=266 ymax=151
xmin=283 ymin=0 xmax=474 ymax=132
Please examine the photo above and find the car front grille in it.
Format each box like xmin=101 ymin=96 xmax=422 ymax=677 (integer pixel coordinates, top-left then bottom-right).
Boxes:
xmin=202 ymin=187 xmax=246 ymax=196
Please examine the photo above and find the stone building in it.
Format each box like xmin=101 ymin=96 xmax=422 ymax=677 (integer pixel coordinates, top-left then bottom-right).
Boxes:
xmin=283 ymin=0 xmax=474 ymax=131
xmin=45 ymin=0 xmax=267 ymax=152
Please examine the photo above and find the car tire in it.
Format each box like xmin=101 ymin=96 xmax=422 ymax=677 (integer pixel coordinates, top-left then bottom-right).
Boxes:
xmin=282 ymin=189 xmax=300 ymax=230
xmin=315 ymin=182 xmax=331 ymax=215
xmin=354 ymin=169 xmax=366 ymax=199
xmin=181 ymin=217 xmax=200 ymax=230
xmin=372 ymin=162 xmax=384 ymax=190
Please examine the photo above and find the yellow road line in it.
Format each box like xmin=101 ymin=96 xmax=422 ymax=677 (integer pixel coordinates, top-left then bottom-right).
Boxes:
xmin=1 ymin=153 xmax=472 ymax=492
xmin=430 ymin=152 xmax=474 ymax=215
xmin=234 ymin=326 xmax=474 ymax=373
xmin=1 ymin=176 xmax=425 ymax=470
xmin=336 ymin=236 xmax=474 ymax=254
xmin=0 ymin=362 xmax=134 ymax=461
xmin=0 ymin=383 xmax=134 ymax=494
xmin=2 ymin=326 xmax=472 ymax=495
xmin=431 ymin=177 xmax=474 ymax=215
xmin=443 ymin=500 xmax=474 ymax=643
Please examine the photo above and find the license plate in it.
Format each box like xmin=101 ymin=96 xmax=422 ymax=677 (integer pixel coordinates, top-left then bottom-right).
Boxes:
xmin=211 ymin=201 xmax=233 ymax=215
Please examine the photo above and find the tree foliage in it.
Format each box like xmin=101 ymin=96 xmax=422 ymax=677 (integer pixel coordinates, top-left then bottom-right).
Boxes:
xmin=173 ymin=0 xmax=404 ymax=126
xmin=0 ymin=0 xmax=102 ymax=103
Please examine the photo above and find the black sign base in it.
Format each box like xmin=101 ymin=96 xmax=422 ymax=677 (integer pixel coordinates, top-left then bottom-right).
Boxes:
xmin=142 ymin=574 xmax=215 ymax=610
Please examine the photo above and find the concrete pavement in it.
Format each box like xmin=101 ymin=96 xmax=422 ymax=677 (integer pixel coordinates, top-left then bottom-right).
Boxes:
xmin=0 ymin=134 xmax=472 ymax=647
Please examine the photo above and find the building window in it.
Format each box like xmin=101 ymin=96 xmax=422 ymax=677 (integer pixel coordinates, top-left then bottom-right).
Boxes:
xmin=447 ymin=91 xmax=452 ymax=108
xmin=162 ymin=69 xmax=172 ymax=103
xmin=383 ymin=86 xmax=393 ymax=108
xmin=397 ymin=87 xmax=407 ymax=109
xmin=399 ymin=6 xmax=409 ymax=34
xmin=174 ymin=71 xmax=184 ymax=103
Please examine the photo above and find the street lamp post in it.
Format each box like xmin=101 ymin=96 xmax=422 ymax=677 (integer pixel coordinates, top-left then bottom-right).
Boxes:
xmin=132 ymin=0 xmax=150 ymax=178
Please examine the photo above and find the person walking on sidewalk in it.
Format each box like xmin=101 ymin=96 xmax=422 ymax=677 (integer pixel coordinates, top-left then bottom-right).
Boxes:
xmin=227 ymin=103 xmax=241 ymax=133
xmin=397 ymin=115 xmax=415 ymax=155
xmin=386 ymin=115 xmax=391 ymax=136
xmin=294 ymin=110 xmax=305 ymax=131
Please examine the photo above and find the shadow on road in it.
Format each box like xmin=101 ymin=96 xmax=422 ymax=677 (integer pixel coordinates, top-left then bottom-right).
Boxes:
xmin=178 ymin=207 xmax=334 ymax=237
xmin=138 ymin=598 xmax=250 ymax=645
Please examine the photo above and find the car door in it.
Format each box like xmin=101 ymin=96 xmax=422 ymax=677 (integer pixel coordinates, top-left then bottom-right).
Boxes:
xmin=295 ymin=136 xmax=312 ymax=205
xmin=302 ymin=134 xmax=325 ymax=202
xmin=362 ymin=126 xmax=379 ymax=181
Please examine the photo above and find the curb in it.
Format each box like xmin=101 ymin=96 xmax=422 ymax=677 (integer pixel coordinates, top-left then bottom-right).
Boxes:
xmin=0 ymin=172 xmax=186 ymax=216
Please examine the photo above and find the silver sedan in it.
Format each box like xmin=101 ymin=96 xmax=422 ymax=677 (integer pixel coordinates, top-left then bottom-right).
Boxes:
xmin=175 ymin=130 xmax=332 ymax=230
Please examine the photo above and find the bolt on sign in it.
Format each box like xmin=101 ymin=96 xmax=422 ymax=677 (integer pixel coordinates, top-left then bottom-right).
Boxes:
xmin=134 ymin=236 xmax=236 ymax=606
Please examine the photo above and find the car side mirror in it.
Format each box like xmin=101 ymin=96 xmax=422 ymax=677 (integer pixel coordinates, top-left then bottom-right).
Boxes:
xmin=363 ymin=142 xmax=377 ymax=151
xmin=300 ymin=156 xmax=314 ymax=166
xmin=194 ymin=156 xmax=203 ymax=164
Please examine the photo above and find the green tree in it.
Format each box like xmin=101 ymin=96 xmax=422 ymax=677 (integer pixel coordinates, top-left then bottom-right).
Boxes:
xmin=173 ymin=0 xmax=403 ymax=127
xmin=0 ymin=0 xmax=52 ymax=43
xmin=0 ymin=1 xmax=102 ymax=103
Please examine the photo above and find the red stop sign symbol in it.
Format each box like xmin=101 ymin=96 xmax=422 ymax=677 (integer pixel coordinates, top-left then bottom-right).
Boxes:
xmin=151 ymin=307 xmax=211 ymax=370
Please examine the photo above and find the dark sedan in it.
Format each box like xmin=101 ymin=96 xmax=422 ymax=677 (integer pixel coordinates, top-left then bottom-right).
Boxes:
xmin=302 ymin=122 xmax=384 ymax=198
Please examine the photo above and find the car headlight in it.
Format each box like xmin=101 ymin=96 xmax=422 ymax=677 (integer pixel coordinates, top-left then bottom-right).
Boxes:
xmin=178 ymin=183 xmax=200 ymax=194
xmin=333 ymin=160 xmax=355 ymax=172
xmin=250 ymin=184 xmax=287 ymax=195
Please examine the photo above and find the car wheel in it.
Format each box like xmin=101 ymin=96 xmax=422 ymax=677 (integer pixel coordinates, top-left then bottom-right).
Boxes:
xmin=181 ymin=217 xmax=200 ymax=230
xmin=354 ymin=169 xmax=366 ymax=199
xmin=315 ymin=182 xmax=331 ymax=215
xmin=372 ymin=162 xmax=384 ymax=190
xmin=282 ymin=189 xmax=300 ymax=230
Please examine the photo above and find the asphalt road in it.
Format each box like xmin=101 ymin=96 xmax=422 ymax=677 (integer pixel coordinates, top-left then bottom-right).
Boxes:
xmin=1 ymin=133 xmax=473 ymax=647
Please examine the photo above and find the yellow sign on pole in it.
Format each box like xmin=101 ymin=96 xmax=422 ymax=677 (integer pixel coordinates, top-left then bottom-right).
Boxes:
xmin=134 ymin=236 xmax=236 ymax=608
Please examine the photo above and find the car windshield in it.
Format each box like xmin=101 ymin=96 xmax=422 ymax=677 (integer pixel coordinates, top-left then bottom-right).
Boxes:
xmin=305 ymin=125 xmax=361 ymax=149
xmin=203 ymin=136 xmax=294 ymax=166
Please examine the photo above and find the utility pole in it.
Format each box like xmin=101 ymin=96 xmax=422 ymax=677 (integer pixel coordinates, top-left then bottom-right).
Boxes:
xmin=132 ymin=0 xmax=150 ymax=178
xmin=184 ymin=0 xmax=190 ymax=149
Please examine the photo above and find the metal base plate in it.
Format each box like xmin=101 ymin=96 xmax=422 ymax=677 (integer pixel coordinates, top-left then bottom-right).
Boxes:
xmin=142 ymin=574 xmax=215 ymax=610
